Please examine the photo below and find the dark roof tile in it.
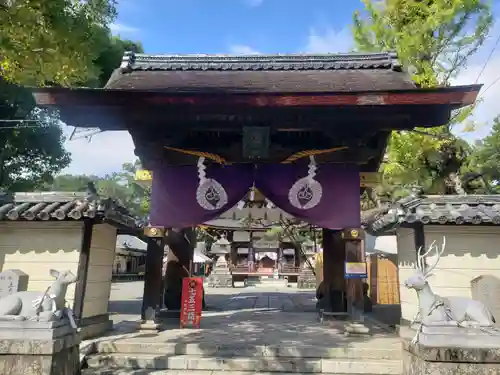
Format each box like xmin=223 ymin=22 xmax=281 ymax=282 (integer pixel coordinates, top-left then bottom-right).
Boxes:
xmin=364 ymin=194 xmax=500 ymax=235
xmin=0 ymin=192 xmax=138 ymax=228
xmin=105 ymin=52 xmax=416 ymax=93
xmin=119 ymin=52 xmax=402 ymax=72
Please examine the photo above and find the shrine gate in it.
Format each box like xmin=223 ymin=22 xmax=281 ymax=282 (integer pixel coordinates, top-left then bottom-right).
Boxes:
xmin=32 ymin=52 xmax=480 ymax=327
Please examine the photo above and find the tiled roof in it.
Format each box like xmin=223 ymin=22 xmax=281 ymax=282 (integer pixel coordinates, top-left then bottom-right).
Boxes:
xmin=0 ymin=192 xmax=138 ymax=228
xmin=119 ymin=52 xmax=402 ymax=71
xmin=116 ymin=234 xmax=147 ymax=251
xmin=105 ymin=51 xmax=416 ymax=93
xmin=364 ymin=194 xmax=500 ymax=235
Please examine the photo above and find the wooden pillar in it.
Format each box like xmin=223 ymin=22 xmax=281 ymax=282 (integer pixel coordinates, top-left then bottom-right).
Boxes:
xmin=73 ymin=219 xmax=93 ymax=323
xmin=342 ymin=228 xmax=365 ymax=311
xmin=413 ymin=223 xmax=426 ymax=265
xmin=141 ymin=226 xmax=165 ymax=322
xmin=321 ymin=229 xmax=346 ymax=312
xmin=163 ymin=227 xmax=196 ymax=310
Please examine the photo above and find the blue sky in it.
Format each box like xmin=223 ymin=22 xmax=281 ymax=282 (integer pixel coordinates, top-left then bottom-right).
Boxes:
xmin=111 ymin=0 xmax=357 ymax=55
xmin=64 ymin=0 xmax=500 ymax=175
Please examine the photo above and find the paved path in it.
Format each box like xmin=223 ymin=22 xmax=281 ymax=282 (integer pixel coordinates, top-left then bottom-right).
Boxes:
xmin=104 ymin=282 xmax=392 ymax=348
xmin=108 ymin=282 xmax=318 ymax=325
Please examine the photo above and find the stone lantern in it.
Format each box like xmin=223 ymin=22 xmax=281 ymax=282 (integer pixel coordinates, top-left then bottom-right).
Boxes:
xmin=297 ymin=239 xmax=317 ymax=289
xmin=207 ymin=235 xmax=233 ymax=288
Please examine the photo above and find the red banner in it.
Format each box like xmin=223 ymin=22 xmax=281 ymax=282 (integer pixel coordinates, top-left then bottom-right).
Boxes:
xmin=180 ymin=277 xmax=203 ymax=329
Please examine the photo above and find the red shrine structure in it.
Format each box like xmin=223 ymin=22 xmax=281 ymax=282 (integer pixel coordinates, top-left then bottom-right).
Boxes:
xmin=32 ymin=52 xmax=480 ymax=324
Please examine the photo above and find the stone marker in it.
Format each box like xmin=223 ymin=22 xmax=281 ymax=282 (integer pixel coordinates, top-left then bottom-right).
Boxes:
xmin=0 ymin=269 xmax=29 ymax=298
xmin=471 ymin=274 xmax=500 ymax=326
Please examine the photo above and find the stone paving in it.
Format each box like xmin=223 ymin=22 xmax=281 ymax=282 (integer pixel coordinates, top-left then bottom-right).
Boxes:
xmin=107 ymin=282 xmax=318 ymax=326
xmin=104 ymin=282 xmax=391 ymax=347
xmin=82 ymin=282 xmax=403 ymax=374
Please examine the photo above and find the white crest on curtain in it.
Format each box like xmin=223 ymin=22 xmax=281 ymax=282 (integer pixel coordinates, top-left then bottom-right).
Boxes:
xmin=288 ymin=155 xmax=323 ymax=210
xmin=195 ymin=157 xmax=228 ymax=210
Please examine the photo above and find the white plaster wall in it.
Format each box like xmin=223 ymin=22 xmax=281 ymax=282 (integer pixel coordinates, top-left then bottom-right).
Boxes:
xmin=396 ymin=228 xmax=418 ymax=322
xmin=398 ymin=225 xmax=500 ymax=323
xmin=83 ymin=223 xmax=117 ymax=318
xmin=0 ymin=221 xmax=83 ymax=309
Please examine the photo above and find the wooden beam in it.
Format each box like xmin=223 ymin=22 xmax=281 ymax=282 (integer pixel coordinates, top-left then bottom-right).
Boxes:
xmin=136 ymin=169 xmax=382 ymax=189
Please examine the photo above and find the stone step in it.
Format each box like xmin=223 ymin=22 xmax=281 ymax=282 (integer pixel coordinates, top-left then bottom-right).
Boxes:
xmin=87 ymin=354 xmax=402 ymax=374
xmin=84 ymin=369 xmax=399 ymax=375
xmin=96 ymin=341 xmax=401 ymax=360
xmin=248 ymin=279 xmax=289 ymax=287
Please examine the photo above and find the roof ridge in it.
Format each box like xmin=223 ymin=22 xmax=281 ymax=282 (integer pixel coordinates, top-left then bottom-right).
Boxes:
xmin=118 ymin=51 xmax=402 ymax=73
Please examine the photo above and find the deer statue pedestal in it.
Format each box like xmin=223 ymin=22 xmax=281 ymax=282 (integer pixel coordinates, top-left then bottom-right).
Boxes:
xmin=400 ymin=324 xmax=500 ymax=375
xmin=0 ymin=269 xmax=80 ymax=375
xmin=0 ymin=318 xmax=80 ymax=375
xmin=402 ymin=237 xmax=500 ymax=374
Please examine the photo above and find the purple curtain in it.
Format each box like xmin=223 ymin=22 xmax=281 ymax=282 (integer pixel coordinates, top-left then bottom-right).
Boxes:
xmin=255 ymin=163 xmax=360 ymax=229
xmin=149 ymin=158 xmax=360 ymax=230
xmin=149 ymin=161 xmax=253 ymax=228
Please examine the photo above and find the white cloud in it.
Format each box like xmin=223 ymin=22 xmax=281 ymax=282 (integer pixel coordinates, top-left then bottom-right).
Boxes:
xmin=228 ymin=44 xmax=261 ymax=55
xmin=61 ymin=125 xmax=136 ymax=176
xmin=304 ymin=26 xmax=353 ymax=53
xmin=109 ymin=23 xmax=139 ymax=35
xmin=243 ymin=0 xmax=263 ymax=7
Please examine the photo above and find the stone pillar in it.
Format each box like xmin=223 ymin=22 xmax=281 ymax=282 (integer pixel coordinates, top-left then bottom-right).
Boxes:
xmin=140 ymin=227 xmax=165 ymax=331
xmin=319 ymin=229 xmax=346 ymax=312
xmin=163 ymin=227 xmax=196 ymax=310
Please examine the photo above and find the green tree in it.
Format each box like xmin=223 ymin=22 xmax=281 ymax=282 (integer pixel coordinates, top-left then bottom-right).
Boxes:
xmin=353 ymin=0 xmax=493 ymax=199
xmin=0 ymin=80 xmax=71 ymax=191
xmin=0 ymin=0 xmax=143 ymax=191
xmin=91 ymin=38 xmax=144 ymax=87
xmin=468 ymin=116 xmax=500 ymax=192
xmin=43 ymin=160 xmax=151 ymax=219
xmin=1 ymin=0 xmax=117 ymax=86
xmin=44 ymin=174 xmax=98 ymax=191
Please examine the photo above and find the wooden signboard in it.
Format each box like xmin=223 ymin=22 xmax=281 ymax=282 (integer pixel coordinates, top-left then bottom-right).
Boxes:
xmin=344 ymin=262 xmax=368 ymax=279
xmin=135 ymin=170 xmax=153 ymax=181
xmin=359 ymin=172 xmax=381 ymax=188
xmin=180 ymin=277 xmax=203 ymax=329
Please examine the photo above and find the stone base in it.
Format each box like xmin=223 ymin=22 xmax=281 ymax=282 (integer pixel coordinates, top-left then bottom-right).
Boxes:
xmin=0 ymin=319 xmax=80 ymax=375
xmin=79 ymin=314 xmax=113 ymax=340
xmin=400 ymin=326 xmax=500 ymax=375
xmin=207 ymin=273 xmax=233 ymax=288
xmin=297 ymin=275 xmax=316 ymax=289
xmin=138 ymin=320 xmax=163 ymax=333
xmin=344 ymin=322 xmax=371 ymax=336
xmin=403 ymin=324 xmax=500 ymax=347
xmin=319 ymin=310 xmax=349 ymax=324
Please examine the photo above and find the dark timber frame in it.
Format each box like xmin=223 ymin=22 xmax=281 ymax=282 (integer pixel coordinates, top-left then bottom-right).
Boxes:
xmin=31 ymin=52 xmax=482 ymax=317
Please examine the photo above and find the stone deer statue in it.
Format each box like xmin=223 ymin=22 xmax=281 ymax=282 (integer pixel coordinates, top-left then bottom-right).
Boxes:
xmin=405 ymin=237 xmax=496 ymax=337
xmin=0 ymin=269 xmax=78 ymax=329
